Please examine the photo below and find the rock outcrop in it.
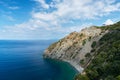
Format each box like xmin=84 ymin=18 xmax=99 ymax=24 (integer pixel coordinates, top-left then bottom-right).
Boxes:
xmin=44 ymin=26 xmax=107 ymax=72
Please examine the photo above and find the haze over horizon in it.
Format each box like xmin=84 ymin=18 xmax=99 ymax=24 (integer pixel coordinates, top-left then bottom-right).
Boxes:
xmin=0 ymin=0 xmax=120 ymax=40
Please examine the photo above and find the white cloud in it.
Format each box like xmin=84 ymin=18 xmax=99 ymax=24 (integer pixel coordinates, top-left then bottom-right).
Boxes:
xmin=104 ymin=19 xmax=114 ymax=25
xmin=34 ymin=0 xmax=49 ymax=9
xmin=42 ymin=0 xmax=120 ymax=19
xmin=3 ymin=15 xmax=15 ymax=21
xmin=31 ymin=0 xmax=120 ymax=27
xmin=32 ymin=12 xmax=56 ymax=21
xmin=8 ymin=6 xmax=19 ymax=10
xmin=7 ymin=16 xmax=15 ymax=21
xmin=1 ymin=0 xmax=120 ymax=39
xmin=30 ymin=0 xmax=120 ymax=30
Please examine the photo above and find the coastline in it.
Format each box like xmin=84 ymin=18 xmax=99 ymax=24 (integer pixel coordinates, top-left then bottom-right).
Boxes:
xmin=43 ymin=56 xmax=83 ymax=73
xmin=63 ymin=59 xmax=84 ymax=73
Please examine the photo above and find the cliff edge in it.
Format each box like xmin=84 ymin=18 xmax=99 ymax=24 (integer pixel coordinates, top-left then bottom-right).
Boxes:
xmin=44 ymin=21 xmax=120 ymax=80
xmin=43 ymin=26 xmax=107 ymax=72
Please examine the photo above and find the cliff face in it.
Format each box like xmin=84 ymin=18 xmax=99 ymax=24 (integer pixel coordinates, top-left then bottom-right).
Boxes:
xmin=43 ymin=21 xmax=120 ymax=79
xmin=75 ymin=22 xmax=120 ymax=80
xmin=44 ymin=26 xmax=106 ymax=71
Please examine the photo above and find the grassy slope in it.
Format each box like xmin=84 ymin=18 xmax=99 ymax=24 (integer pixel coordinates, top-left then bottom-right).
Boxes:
xmin=75 ymin=21 xmax=120 ymax=80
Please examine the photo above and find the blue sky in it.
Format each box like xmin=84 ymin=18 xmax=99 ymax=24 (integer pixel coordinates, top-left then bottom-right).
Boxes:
xmin=0 ymin=0 xmax=120 ymax=40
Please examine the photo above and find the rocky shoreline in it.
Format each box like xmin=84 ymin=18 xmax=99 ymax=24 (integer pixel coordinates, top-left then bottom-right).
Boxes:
xmin=43 ymin=55 xmax=83 ymax=72
xmin=43 ymin=26 xmax=106 ymax=73
xmin=64 ymin=60 xmax=84 ymax=72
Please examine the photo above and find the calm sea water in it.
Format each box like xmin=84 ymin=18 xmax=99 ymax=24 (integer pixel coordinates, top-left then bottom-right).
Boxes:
xmin=0 ymin=40 xmax=78 ymax=80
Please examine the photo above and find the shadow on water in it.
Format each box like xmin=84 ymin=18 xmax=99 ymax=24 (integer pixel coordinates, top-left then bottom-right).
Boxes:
xmin=43 ymin=58 xmax=79 ymax=80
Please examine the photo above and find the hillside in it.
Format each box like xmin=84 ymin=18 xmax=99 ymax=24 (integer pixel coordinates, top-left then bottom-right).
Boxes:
xmin=75 ymin=21 xmax=120 ymax=80
xmin=44 ymin=21 xmax=120 ymax=80
xmin=44 ymin=26 xmax=106 ymax=71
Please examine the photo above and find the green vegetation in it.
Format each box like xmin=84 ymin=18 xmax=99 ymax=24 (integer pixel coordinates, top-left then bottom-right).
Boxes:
xmin=116 ymin=75 xmax=120 ymax=80
xmin=80 ymin=59 xmax=85 ymax=65
xmin=82 ymin=39 xmax=86 ymax=46
xmin=90 ymin=49 xmax=95 ymax=52
xmin=80 ymin=33 xmax=84 ymax=37
xmin=75 ymin=21 xmax=120 ymax=80
xmin=98 ymin=21 xmax=120 ymax=31
xmin=85 ymin=53 xmax=91 ymax=58
xmin=75 ymin=75 xmax=89 ymax=80
xmin=74 ymin=41 xmax=78 ymax=45
xmin=88 ymin=36 xmax=92 ymax=41
xmin=91 ymin=41 xmax=96 ymax=48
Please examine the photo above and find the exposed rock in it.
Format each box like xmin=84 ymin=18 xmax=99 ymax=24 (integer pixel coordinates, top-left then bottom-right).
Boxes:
xmin=44 ymin=26 xmax=107 ymax=72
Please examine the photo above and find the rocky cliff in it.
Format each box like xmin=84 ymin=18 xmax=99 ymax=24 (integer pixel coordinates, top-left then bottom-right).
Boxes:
xmin=43 ymin=26 xmax=107 ymax=72
xmin=75 ymin=21 xmax=120 ymax=80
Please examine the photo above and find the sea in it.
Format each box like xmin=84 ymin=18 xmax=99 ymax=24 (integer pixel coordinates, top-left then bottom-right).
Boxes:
xmin=0 ymin=40 xmax=78 ymax=80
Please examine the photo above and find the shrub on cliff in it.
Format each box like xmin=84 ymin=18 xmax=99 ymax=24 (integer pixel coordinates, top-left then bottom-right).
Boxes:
xmin=75 ymin=74 xmax=89 ymax=80
xmin=75 ymin=21 xmax=120 ymax=80
xmin=91 ymin=41 xmax=96 ymax=48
